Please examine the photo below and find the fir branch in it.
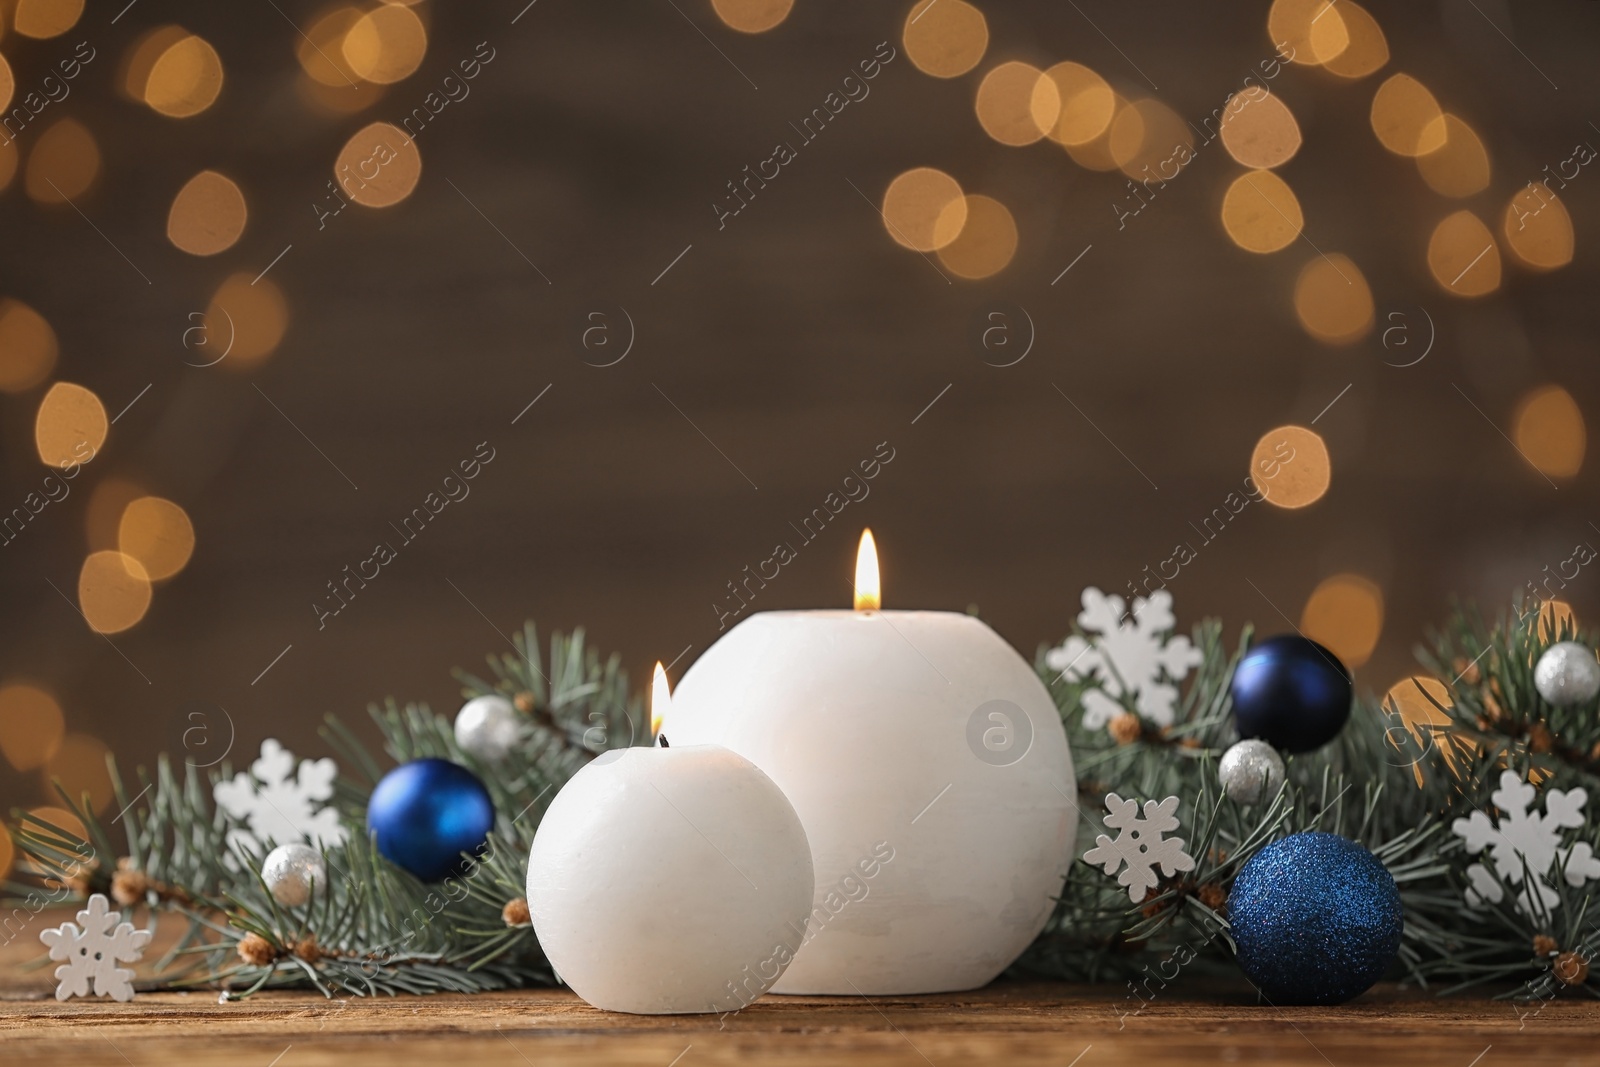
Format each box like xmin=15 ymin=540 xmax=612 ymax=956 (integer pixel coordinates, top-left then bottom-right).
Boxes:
xmin=8 ymin=609 xmax=1600 ymax=1003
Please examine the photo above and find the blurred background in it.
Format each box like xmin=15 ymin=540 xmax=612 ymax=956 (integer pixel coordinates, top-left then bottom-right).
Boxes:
xmin=0 ymin=0 xmax=1596 ymax=826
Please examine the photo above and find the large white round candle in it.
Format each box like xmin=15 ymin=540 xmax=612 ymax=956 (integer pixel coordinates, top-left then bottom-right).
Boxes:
xmin=667 ymin=608 xmax=1077 ymax=995
xmin=526 ymin=742 xmax=814 ymax=1014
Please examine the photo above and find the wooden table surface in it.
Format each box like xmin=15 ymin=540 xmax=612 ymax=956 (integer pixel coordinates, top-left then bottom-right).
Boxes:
xmin=0 ymin=980 xmax=1592 ymax=1067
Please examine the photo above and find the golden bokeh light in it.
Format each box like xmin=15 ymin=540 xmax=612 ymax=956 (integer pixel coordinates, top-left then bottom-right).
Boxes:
xmin=936 ymin=194 xmax=1017 ymax=280
xmin=1513 ymin=385 xmax=1585 ymax=480
xmin=1383 ymin=676 xmax=1455 ymax=776
xmin=1502 ymin=186 xmax=1574 ymax=270
xmin=206 ymin=273 xmax=289 ymax=371
xmin=87 ymin=478 xmax=147 ymax=552
xmin=1415 ymin=115 xmax=1490 ymax=198
xmin=1306 ymin=7 xmax=1350 ymax=64
xmin=1269 ymin=0 xmax=1345 ymax=65
xmin=1221 ymin=170 xmax=1303 ymax=254
xmin=167 ymin=170 xmax=248 ymax=256
xmin=1385 ymin=675 xmax=1451 ymax=723
xmin=0 ymin=54 xmax=13 ymax=113
xmin=903 ymin=0 xmax=988 ymax=79
xmin=1427 ymin=210 xmax=1500 ymax=297
xmin=79 ymin=551 xmax=152 ymax=635
xmin=0 ymin=299 xmax=58 ymax=394
xmin=35 ymin=381 xmax=106 ymax=468
xmin=711 ymin=0 xmax=793 ymax=33
xmin=119 ymin=496 xmax=195 ymax=581
xmin=1318 ymin=1 xmax=1388 ymax=78
xmin=1293 ymin=254 xmax=1374 ymax=344
xmin=0 ymin=683 xmax=64 ymax=771
xmin=296 ymin=71 xmax=388 ymax=114
xmin=121 ymin=25 xmax=188 ymax=98
xmin=1370 ymin=73 xmax=1446 ymax=157
xmin=24 ymin=117 xmax=99 ymax=203
xmin=343 ymin=2 xmax=428 ymax=85
xmin=1300 ymin=573 xmax=1384 ymax=668
xmin=1107 ymin=98 xmax=1146 ymax=174
xmin=1109 ymin=98 xmax=1192 ymax=180
xmin=43 ymin=733 xmax=113 ymax=814
xmin=1218 ymin=91 xmax=1301 ymax=170
xmin=298 ymin=6 xmax=366 ymax=87
xmin=25 ymin=806 xmax=87 ymax=849
xmin=1251 ymin=424 xmax=1331 ymax=509
xmin=1039 ymin=62 xmax=1114 ymax=147
xmin=0 ymin=824 xmax=11 ymax=881
xmin=975 ymin=61 xmax=1056 ymax=147
xmin=881 ymin=167 xmax=967 ymax=252
xmin=334 ymin=121 xmax=422 ymax=207
xmin=1064 ymin=93 xmax=1132 ymax=172
xmin=1540 ymin=599 xmax=1578 ymax=639
xmin=13 ymin=0 xmax=83 ymax=39
xmin=143 ymin=32 xmax=224 ymax=118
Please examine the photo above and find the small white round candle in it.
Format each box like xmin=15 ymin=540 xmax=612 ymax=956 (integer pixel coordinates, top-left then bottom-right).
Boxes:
xmin=666 ymin=533 xmax=1077 ymax=995
xmin=526 ymin=674 xmax=814 ymax=1015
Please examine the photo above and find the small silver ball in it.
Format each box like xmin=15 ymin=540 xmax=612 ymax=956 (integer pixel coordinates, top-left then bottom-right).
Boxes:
xmin=262 ymin=843 xmax=326 ymax=907
xmin=1219 ymin=739 xmax=1285 ymax=805
xmin=1534 ymin=641 xmax=1600 ymax=707
xmin=455 ymin=694 xmax=522 ymax=761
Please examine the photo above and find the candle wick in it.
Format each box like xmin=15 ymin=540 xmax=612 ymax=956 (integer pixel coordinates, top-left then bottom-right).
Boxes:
xmin=657 ymin=734 xmax=670 ymax=748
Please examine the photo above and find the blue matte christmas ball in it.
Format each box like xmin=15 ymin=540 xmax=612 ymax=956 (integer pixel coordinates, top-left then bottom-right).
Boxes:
xmin=367 ymin=759 xmax=495 ymax=882
xmin=1228 ymin=831 xmax=1403 ymax=1005
xmin=1230 ymin=634 xmax=1352 ymax=753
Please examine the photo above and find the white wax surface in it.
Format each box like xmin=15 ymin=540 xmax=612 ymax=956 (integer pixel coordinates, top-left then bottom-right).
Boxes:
xmin=667 ymin=610 xmax=1077 ymax=995
xmin=526 ymin=744 xmax=814 ymax=1014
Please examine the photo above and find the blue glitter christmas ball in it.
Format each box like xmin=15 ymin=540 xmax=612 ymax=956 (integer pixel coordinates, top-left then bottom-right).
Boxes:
xmin=1230 ymin=634 xmax=1352 ymax=753
xmin=367 ymin=759 xmax=495 ymax=882
xmin=1228 ymin=831 xmax=1403 ymax=1005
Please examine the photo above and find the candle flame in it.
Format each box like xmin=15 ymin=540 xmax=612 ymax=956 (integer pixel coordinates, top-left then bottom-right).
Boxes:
xmin=650 ymin=661 xmax=671 ymax=738
xmin=854 ymin=528 xmax=881 ymax=611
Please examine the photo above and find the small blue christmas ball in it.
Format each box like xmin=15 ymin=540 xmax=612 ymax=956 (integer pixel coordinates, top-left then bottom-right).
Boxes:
xmin=1228 ymin=831 xmax=1403 ymax=1005
xmin=367 ymin=758 xmax=495 ymax=882
xmin=1230 ymin=634 xmax=1352 ymax=753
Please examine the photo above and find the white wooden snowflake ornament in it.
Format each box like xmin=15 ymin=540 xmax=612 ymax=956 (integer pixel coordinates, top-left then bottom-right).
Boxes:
xmin=40 ymin=894 xmax=151 ymax=1002
xmin=1045 ymin=588 xmax=1202 ymax=732
xmin=1082 ymin=793 xmax=1197 ymax=903
xmin=214 ymin=739 xmax=346 ymax=858
xmin=1452 ymin=770 xmax=1600 ymax=915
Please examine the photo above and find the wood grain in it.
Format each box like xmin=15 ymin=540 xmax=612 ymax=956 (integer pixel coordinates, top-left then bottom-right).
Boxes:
xmin=0 ymin=981 xmax=1591 ymax=1067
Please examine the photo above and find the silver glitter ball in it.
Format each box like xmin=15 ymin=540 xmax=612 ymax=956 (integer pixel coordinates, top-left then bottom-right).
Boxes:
xmin=261 ymin=843 xmax=327 ymax=907
xmin=1219 ymin=739 xmax=1286 ymax=805
xmin=1534 ymin=641 xmax=1600 ymax=707
xmin=454 ymin=694 xmax=522 ymax=761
